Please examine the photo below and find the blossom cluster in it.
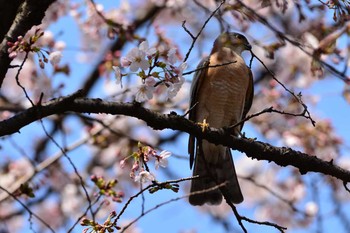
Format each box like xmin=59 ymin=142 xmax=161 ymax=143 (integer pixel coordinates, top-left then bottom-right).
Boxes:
xmin=81 ymin=210 xmax=119 ymax=233
xmin=7 ymin=29 xmax=62 ymax=68
xmin=112 ymin=41 xmax=187 ymax=102
xmin=119 ymin=142 xmax=171 ymax=183
xmin=90 ymin=175 xmax=124 ymax=203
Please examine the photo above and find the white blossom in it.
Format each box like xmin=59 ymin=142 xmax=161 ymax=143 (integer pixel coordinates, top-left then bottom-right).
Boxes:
xmin=167 ymin=62 xmax=187 ymax=99
xmin=112 ymin=66 xmax=122 ymax=87
xmin=134 ymin=171 xmax=155 ymax=183
xmin=128 ymin=47 xmax=149 ymax=71
xmin=139 ymin=41 xmax=157 ymax=57
xmin=167 ymin=48 xmax=177 ymax=64
xmin=121 ymin=56 xmax=131 ymax=67
xmin=54 ymin=41 xmax=66 ymax=51
xmin=122 ymin=41 xmax=155 ymax=72
xmin=305 ymin=202 xmax=318 ymax=217
xmin=41 ymin=31 xmax=54 ymax=45
xmin=49 ymin=51 xmax=63 ymax=65
xmin=135 ymin=84 xmax=155 ymax=102
xmin=155 ymin=150 xmax=171 ymax=169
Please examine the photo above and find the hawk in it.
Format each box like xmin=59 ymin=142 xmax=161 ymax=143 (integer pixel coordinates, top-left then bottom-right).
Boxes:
xmin=188 ymin=32 xmax=254 ymax=205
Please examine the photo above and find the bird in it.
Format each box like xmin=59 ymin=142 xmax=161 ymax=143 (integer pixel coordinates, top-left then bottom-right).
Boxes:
xmin=188 ymin=32 xmax=254 ymax=206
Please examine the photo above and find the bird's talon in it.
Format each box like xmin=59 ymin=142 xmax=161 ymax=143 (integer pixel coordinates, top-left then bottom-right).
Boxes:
xmin=197 ymin=119 xmax=209 ymax=132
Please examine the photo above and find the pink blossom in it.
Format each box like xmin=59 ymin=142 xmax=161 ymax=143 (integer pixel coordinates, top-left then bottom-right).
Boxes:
xmin=139 ymin=41 xmax=156 ymax=57
xmin=166 ymin=62 xmax=187 ymax=99
xmin=49 ymin=51 xmax=63 ymax=65
xmin=142 ymin=145 xmax=157 ymax=162
xmin=135 ymin=84 xmax=155 ymax=102
xmin=175 ymin=62 xmax=187 ymax=78
xmin=166 ymin=83 xmax=180 ymax=100
xmin=120 ymin=56 xmax=131 ymax=67
xmin=121 ymin=41 xmax=154 ymax=72
xmin=155 ymin=150 xmax=171 ymax=169
xmin=54 ymin=40 xmax=66 ymax=51
xmin=112 ymin=66 xmax=122 ymax=87
xmin=129 ymin=47 xmax=148 ymax=71
xmin=145 ymin=77 xmax=156 ymax=87
xmin=119 ymin=159 xmax=126 ymax=168
xmin=131 ymin=160 xmax=140 ymax=173
xmin=305 ymin=202 xmax=318 ymax=217
xmin=167 ymin=48 xmax=177 ymax=64
xmin=134 ymin=171 xmax=155 ymax=183
xmin=9 ymin=51 xmax=18 ymax=59
xmin=40 ymin=30 xmax=54 ymax=46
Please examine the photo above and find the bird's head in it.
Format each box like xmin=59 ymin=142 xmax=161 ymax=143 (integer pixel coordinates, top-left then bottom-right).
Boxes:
xmin=214 ymin=32 xmax=251 ymax=54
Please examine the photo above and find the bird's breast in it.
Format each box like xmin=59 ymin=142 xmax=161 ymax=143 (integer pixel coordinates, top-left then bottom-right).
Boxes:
xmin=196 ymin=53 xmax=250 ymax=129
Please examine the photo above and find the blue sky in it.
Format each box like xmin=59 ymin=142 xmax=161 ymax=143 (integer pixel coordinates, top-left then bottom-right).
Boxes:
xmin=2 ymin=0 xmax=350 ymax=233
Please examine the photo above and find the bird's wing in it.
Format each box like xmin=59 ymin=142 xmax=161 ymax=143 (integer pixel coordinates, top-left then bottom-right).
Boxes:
xmin=188 ymin=57 xmax=210 ymax=169
xmin=240 ymin=68 xmax=254 ymax=130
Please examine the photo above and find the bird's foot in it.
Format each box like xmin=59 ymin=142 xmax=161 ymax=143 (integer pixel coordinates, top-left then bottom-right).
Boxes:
xmin=197 ymin=119 xmax=209 ymax=132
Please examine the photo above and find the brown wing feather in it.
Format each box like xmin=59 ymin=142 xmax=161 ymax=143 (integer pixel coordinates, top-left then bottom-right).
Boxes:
xmin=188 ymin=57 xmax=210 ymax=168
xmin=240 ymin=68 xmax=254 ymax=130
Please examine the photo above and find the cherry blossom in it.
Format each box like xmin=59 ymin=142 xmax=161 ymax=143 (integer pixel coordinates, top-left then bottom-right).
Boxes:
xmin=166 ymin=62 xmax=187 ymax=99
xmin=305 ymin=202 xmax=318 ymax=217
xmin=49 ymin=51 xmax=63 ymax=65
xmin=135 ymin=84 xmax=155 ymax=102
xmin=174 ymin=62 xmax=187 ymax=78
xmin=155 ymin=150 xmax=171 ymax=169
xmin=119 ymin=159 xmax=126 ymax=168
xmin=167 ymin=48 xmax=178 ymax=64
xmin=139 ymin=41 xmax=157 ymax=57
xmin=120 ymin=56 xmax=131 ymax=67
xmin=134 ymin=171 xmax=155 ymax=183
xmin=54 ymin=40 xmax=66 ymax=51
xmin=112 ymin=66 xmax=122 ymax=87
xmin=122 ymin=43 xmax=151 ymax=72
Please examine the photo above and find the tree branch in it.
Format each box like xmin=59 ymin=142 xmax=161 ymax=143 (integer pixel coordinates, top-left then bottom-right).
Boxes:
xmin=1 ymin=96 xmax=350 ymax=185
xmin=0 ymin=0 xmax=57 ymax=87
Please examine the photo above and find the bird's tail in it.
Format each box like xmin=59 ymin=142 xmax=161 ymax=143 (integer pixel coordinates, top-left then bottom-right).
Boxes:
xmin=189 ymin=141 xmax=243 ymax=205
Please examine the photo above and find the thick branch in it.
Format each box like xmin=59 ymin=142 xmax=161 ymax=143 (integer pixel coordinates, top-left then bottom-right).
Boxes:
xmin=0 ymin=0 xmax=23 ymax=42
xmin=0 ymin=0 xmax=56 ymax=87
xmin=0 ymin=96 xmax=350 ymax=183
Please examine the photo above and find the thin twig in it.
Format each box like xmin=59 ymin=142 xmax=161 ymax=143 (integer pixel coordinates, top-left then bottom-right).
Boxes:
xmin=38 ymin=119 xmax=95 ymax=220
xmin=229 ymin=106 xmax=315 ymax=131
xmin=89 ymin=0 xmax=122 ymax=28
xmin=0 ymin=185 xmax=56 ymax=233
xmin=241 ymin=175 xmax=309 ymax=216
xmin=250 ymin=51 xmax=316 ymax=126
xmin=141 ymin=183 xmax=145 ymax=215
xmin=14 ymin=52 xmax=34 ymax=106
xmin=241 ymin=215 xmax=287 ymax=233
xmin=222 ymin=189 xmax=287 ymax=233
xmin=193 ymin=0 xmax=227 ymax=32
xmin=120 ymin=182 xmax=227 ymax=233
xmin=344 ymin=182 xmax=350 ymax=193
xmin=182 ymin=102 xmax=198 ymax=117
xmin=182 ymin=61 xmax=237 ymax=76
xmin=115 ymin=176 xmax=197 ymax=222
xmin=225 ymin=199 xmax=248 ymax=233
xmin=236 ymin=0 xmax=349 ymax=82
xmin=0 ymin=112 xmax=109 ymax=203
xmin=183 ymin=0 xmax=226 ymax=62
xmin=67 ymin=195 xmax=102 ymax=233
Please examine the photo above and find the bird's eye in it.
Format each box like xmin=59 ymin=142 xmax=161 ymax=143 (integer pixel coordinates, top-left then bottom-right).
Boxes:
xmin=235 ymin=34 xmax=243 ymax=40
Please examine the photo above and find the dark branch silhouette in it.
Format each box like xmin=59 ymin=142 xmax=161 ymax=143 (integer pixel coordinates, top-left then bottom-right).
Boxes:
xmin=1 ymin=94 xmax=350 ymax=185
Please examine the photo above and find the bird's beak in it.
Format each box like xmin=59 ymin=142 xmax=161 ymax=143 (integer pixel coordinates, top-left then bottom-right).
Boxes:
xmin=245 ymin=43 xmax=252 ymax=50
